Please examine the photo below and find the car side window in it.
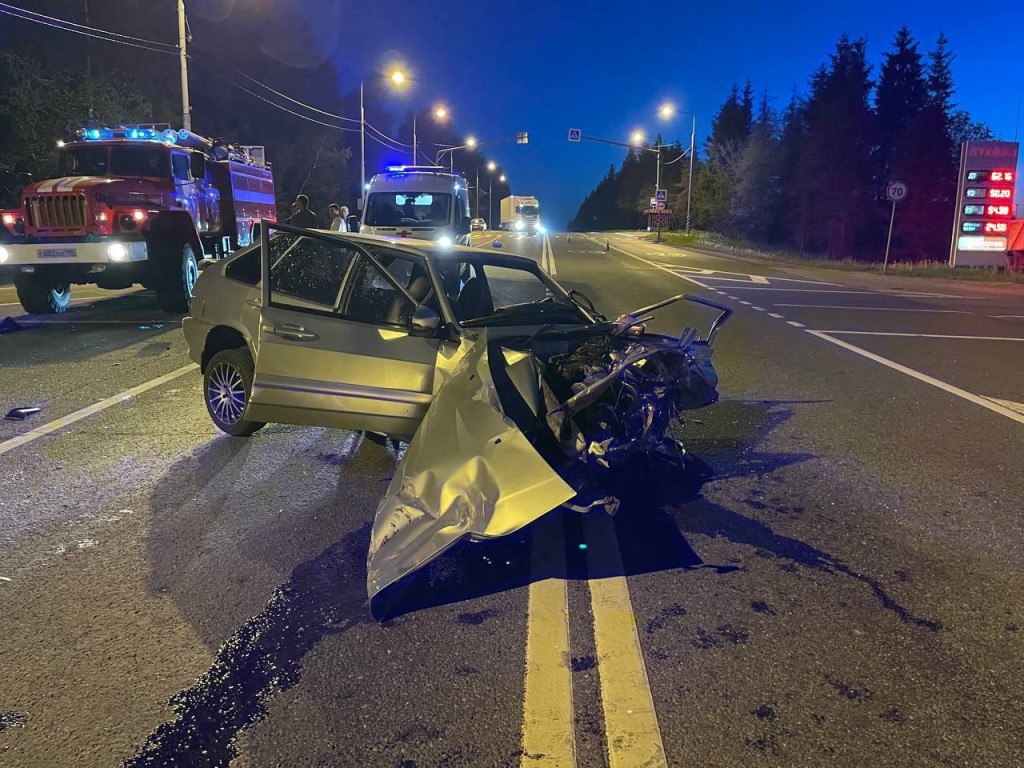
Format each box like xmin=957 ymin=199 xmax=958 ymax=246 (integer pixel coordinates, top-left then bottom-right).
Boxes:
xmin=225 ymin=247 xmax=260 ymax=285
xmin=268 ymin=233 xmax=354 ymax=312
xmin=344 ymin=254 xmax=422 ymax=327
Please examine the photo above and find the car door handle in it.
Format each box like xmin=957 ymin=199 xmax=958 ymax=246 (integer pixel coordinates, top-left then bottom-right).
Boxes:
xmin=267 ymin=323 xmax=319 ymax=341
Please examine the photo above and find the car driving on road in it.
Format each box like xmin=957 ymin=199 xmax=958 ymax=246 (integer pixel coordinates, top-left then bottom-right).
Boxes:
xmin=470 ymin=218 xmax=487 ymax=231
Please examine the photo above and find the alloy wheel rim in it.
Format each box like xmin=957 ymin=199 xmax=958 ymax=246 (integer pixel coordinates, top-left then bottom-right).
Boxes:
xmin=208 ymin=362 xmax=247 ymax=424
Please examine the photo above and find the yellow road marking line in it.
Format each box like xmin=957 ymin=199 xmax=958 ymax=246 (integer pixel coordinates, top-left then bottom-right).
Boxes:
xmin=522 ymin=515 xmax=576 ymax=767
xmin=584 ymin=515 xmax=667 ymax=768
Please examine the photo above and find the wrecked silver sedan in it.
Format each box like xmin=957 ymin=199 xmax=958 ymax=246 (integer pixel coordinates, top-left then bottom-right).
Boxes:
xmin=182 ymin=222 xmax=729 ymax=605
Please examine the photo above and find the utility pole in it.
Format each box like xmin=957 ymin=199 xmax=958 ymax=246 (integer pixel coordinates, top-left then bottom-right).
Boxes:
xmin=178 ymin=0 xmax=191 ymax=131
xmin=360 ymin=81 xmax=366 ymax=204
xmin=686 ymin=115 xmax=695 ymax=234
xmin=84 ymin=0 xmax=94 ymax=118
xmin=475 ymin=165 xmax=480 ymax=218
xmin=412 ymin=116 xmax=417 ymax=165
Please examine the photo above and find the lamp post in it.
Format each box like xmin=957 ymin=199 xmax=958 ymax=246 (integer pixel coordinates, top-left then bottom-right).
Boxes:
xmin=485 ymin=161 xmax=497 ymax=226
xmin=360 ymin=67 xmax=409 ymax=202
xmin=493 ymin=173 xmax=506 ymax=230
xmin=653 ymin=103 xmax=697 ymax=234
xmin=435 ymin=136 xmax=477 ymax=172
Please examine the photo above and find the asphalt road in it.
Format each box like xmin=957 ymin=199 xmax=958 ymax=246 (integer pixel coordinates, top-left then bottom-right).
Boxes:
xmin=1 ymin=231 xmax=1023 ymax=767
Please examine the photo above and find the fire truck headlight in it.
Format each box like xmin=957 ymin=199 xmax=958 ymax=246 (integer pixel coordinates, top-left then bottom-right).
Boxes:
xmin=2 ymin=213 xmax=14 ymax=226
xmin=107 ymin=243 xmax=129 ymax=261
xmin=0 ymin=246 xmax=10 ymax=264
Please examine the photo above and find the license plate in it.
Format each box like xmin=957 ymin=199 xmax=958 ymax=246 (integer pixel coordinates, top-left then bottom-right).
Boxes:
xmin=38 ymin=248 xmax=77 ymax=259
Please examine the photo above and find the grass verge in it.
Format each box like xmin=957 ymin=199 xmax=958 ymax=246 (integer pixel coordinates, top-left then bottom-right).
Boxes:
xmin=643 ymin=231 xmax=1024 ymax=284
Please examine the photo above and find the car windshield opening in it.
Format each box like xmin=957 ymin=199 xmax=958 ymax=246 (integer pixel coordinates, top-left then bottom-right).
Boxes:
xmin=437 ymin=258 xmax=584 ymax=326
xmin=365 ymin=192 xmax=451 ymax=227
xmin=58 ymin=146 xmax=110 ymax=176
xmin=109 ymin=147 xmax=172 ymax=177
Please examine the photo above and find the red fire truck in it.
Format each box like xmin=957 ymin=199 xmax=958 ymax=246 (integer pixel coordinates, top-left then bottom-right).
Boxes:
xmin=0 ymin=126 xmax=276 ymax=313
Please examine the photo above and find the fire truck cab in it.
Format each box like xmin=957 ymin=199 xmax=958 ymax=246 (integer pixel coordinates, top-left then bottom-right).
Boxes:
xmin=0 ymin=126 xmax=275 ymax=313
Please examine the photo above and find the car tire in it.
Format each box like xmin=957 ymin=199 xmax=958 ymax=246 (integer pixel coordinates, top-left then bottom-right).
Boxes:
xmin=14 ymin=273 xmax=72 ymax=314
xmin=155 ymin=241 xmax=199 ymax=313
xmin=204 ymin=348 xmax=266 ymax=437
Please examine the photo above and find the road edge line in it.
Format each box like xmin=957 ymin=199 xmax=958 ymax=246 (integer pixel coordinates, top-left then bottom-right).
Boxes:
xmin=0 ymin=363 xmax=199 ymax=457
xmin=807 ymin=331 xmax=1024 ymax=426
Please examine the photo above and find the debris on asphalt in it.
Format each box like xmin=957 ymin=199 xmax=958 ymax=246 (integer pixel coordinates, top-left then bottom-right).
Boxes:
xmin=0 ymin=316 xmax=26 ymax=334
xmin=5 ymin=406 xmax=42 ymax=421
xmin=0 ymin=711 xmax=26 ymax=732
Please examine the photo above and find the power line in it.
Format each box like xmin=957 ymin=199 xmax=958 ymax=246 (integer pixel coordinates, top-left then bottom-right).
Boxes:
xmin=3 ymin=2 xmax=421 ymax=151
xmin=0 ymin=2 xmax=178 ymax=53
xmin=189 ymin=44 xmax=362 ymax=125
xmin=189 ymin=58 xmax=362 ymax=133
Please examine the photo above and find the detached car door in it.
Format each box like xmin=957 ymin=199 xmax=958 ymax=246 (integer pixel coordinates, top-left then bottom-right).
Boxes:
xmin=246 ymin=223 xmax=445 ymax=439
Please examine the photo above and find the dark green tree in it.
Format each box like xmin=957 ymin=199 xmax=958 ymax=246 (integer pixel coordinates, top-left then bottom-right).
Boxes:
xmin=793 ymin=36 xmax=875 ymax=259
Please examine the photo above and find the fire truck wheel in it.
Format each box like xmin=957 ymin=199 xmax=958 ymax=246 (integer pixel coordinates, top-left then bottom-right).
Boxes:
xmin=155 ymin=242 xmax=200 ymax=313
xmin=14 ymin=274 xmax=72 ymax=314
xmin=203 ymin=348 xmax=266 ymax=436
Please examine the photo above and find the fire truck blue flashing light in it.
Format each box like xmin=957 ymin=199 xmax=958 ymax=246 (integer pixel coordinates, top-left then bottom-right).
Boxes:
xmin=386 ymin=165 xmax=408 ymax=173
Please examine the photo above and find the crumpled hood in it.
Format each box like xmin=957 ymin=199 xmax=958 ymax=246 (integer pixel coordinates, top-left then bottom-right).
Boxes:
xmin=366 ymin=294 xmax=731 ymax=609
xmin=367 ymin=333 xmax=576 ymax=603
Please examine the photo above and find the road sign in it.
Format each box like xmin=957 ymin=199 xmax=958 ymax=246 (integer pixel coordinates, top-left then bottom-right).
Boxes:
xmin=516 ymin=132 xmax=529 ymax=145
xmin=886 ymin=181 xmax=908 ymax=203
xmin=655 ymin=201 xmax=666 ymax=211
xmin=568 ymin=128 xmax=582 ymax=142
xmin=650 ymin=197 xmax=657 ymax=207
xmin=950 ymin=141 xmax=1018 ymax=267
xmin=655 ymin=189 xmax=668 ymax=202
xmin=649 ymin=212 xmax=670 ymax=229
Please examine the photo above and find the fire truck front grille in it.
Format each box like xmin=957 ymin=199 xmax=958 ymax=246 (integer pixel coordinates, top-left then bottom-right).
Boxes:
xmin=25 ymin=194 xmax=90 ymax=231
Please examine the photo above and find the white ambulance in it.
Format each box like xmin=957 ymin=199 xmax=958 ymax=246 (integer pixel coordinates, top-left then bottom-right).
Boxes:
xmin=359 ymin=166 xmax=472 ymax=246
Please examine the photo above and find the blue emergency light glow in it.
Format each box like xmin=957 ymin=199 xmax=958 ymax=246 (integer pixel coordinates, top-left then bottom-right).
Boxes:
xmin=386 ymin=165 xmax=408 ymax=172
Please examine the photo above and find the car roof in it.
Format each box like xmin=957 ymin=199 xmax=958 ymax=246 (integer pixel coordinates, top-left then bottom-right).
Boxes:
xmin=304 ymin=229 xmax=538 ymax=268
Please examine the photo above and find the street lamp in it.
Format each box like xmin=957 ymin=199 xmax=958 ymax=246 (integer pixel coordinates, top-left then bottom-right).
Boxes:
xmin=650 ymin=105 xmax=698 ymax=234
xmin=630 ymin=130 xmax=644 ymax=145
xmin=484 ymin=161 xmax=498 ymax=226
xmin=360 ymin=66 xmax=412 ymax=198
xmin=436 ymin=136 xmax=478 ymax=172
xmin=434 ymin=105 xmax=449 ymax=121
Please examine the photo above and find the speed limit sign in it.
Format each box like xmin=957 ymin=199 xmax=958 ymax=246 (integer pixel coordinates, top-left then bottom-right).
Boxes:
xmin=886 ymin=181 xmax=908 ymax=203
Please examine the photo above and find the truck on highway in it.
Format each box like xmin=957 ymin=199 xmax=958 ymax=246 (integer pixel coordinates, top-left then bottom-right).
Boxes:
xmin=500 ymin=195 xmax=543 ymax=235
xmin=0 ymin=125 xmax=275 ymax=314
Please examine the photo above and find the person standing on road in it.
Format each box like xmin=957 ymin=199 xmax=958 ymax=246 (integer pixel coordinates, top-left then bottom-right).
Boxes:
xmin=288 ymin=194 xmax=319 ymax=229
xmin=328 ymin=203 xmax=348 ymax=232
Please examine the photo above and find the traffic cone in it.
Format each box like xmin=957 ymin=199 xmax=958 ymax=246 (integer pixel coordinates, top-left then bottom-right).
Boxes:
xmin=605 ymin=241 xmax=609 ymax=252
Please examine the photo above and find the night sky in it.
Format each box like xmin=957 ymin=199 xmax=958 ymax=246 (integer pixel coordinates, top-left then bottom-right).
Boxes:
xmin=200 ymin=0 xmax=1024 ymax=229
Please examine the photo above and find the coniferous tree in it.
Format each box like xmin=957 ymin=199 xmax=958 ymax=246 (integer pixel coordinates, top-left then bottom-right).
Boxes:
xmin=794 ymin=36 xmax=875 ymax=259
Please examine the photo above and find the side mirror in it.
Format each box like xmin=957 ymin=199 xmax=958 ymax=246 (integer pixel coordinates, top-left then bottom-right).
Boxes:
xmin=347 ymin=215 xmax=360 ymax=233
xmin=409 ymin=305 xmax=441 ymax=336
